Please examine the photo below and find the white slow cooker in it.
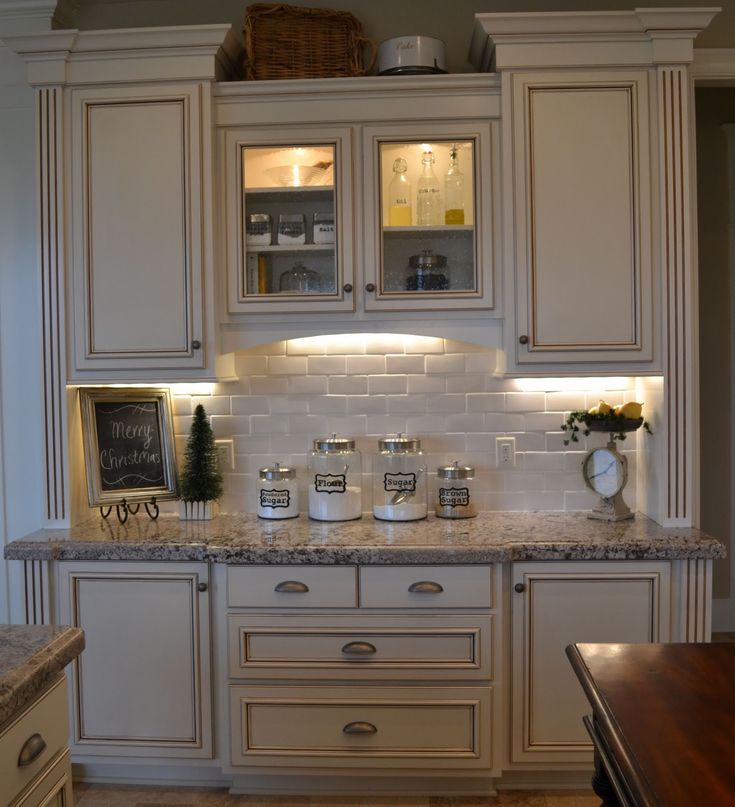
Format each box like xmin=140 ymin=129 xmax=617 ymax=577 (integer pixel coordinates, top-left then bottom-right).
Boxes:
xmin=377 ymin=36 xmax=447 ymax=76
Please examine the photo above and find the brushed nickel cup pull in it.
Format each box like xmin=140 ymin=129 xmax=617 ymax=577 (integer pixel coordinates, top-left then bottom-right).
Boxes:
xmin=18 ymin=733 xmax=46 ymax=767
xmin=514 ymin=582 xmax=526 ymax=593
xmin=274 ymin=580 xmax=310 ymax=593
xmin=341 ymin=641 xmax=377 ymax=656
xmin=518 ymin=334 xmax=529 ymax=345
xmin=408 ymin=580 xmax=444 ymax=594
xmin=343 ymin=721 xmax=377 ymax=735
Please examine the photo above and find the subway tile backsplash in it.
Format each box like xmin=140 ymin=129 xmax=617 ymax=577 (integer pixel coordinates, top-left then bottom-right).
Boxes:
xmin=172 ymin=336 xmax=639 ymax=514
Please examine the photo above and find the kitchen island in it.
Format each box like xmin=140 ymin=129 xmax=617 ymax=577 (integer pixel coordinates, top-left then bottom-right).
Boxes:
xmin=0 ymin=625 xmax=83 ymax=805
xmin=2 ymin=514 xmax=724 ymax=795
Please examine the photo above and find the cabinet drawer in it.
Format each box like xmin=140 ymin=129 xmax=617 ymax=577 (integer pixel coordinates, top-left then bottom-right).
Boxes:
xmin=11 ymin=748 xmax=73 ymax=807
xmin=230 ymin=684 xmax=491 ymax=769
xmin=359 ymin=565 xmax=493 ymax=609
xmin=0 ymin=676 xmax=68 ymax=806
xmin=228 ymin=565 xmax=357 ymax=608
xmin=228 ymin=614 xmax=493 ymax=680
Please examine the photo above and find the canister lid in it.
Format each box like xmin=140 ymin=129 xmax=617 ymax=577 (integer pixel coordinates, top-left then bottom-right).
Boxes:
xmin=313 ymin=435 xmax=356 ymax=452
xmin=408 ymin=249 xmax=447 ymax=269
xmin=247 ymin=213 xmax=271 ymax=223
xmin=259 ymin=462 xmax=296 ymax=481
xmin=378 ymin=433 xmax=422 ymax=452
xmin=437 ymin=460 xmax=474 ymax=479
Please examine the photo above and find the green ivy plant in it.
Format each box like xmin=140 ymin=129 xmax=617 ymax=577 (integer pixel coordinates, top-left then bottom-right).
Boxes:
xmin=561 ymin=410 xmax=653 ymax=445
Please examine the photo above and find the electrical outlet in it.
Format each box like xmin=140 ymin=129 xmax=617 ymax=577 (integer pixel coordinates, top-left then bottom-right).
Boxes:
xmin=496 ymin=436 xmax=516 ymax=468
xmin=215 ymin=438 xmax=235 ymax=471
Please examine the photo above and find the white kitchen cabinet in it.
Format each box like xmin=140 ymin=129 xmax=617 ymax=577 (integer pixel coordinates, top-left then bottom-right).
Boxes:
xmin=0 ymin=677 xmax=73 ymax=807
xmin=507 ymin=70 xmax=655 ymax=369
xmin=57 ymin=561 xmax=213 ymax=759
xmin=215 ymin=74 xmax=501 ymax=344
xmin=69 ymin=83 xmax=209 ymax=376
xmin=510 ymin=561 xmax=671 ymax=764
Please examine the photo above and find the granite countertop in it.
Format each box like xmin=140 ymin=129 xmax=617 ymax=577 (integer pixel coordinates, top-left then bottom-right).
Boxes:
xmin=3 ymin=512 xmax=725 ymax=564
xmin=0 ymin=625 xmax=84 ymax=728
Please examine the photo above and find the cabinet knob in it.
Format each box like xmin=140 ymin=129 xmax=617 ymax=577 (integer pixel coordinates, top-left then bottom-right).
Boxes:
xmin=343 ymin=283 xmax=353 ymax=293
xmin=518 ymin=335 xmax=529 ymax=345
xmin=274 ymin=580 xmax=309 ymax=593
xmin=365 ymin=283 xmax=376 ymax=293
xmin=18 ymin=733 xmax=46 ymax=768
xmin=197 ymin=582 xmax=208 ymax=592
xmin=514 ymin=582 xmax=526 ymax=593
xmin=408 ymin=580 xmax=444 ymax=594
xmin=343 ymin=721 xmax=378 ymax=735
xmin=341 ymin=641 xmax=377 ymax=656
xmin=192 ymin=340 xmax=202 ymax=350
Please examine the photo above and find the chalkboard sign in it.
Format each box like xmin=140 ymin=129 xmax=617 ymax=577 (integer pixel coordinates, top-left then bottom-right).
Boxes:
xmin=79 ymin=388 xmax=178 ymax=506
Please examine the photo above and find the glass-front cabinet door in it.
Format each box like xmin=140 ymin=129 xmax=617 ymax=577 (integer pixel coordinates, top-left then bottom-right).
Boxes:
xmin=225 ymin=128 xmax=354 ymax=313
xmin=363 ymin=123 xmax=496 ymax=311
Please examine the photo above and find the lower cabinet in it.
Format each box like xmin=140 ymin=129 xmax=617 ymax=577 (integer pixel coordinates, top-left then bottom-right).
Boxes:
xmin=510 ymin=560 xmax=671 ymax=764
xmin=224 ymin=563 xmax=499 ymax=778
xmin=58 ymin=561 xmax=213 ymax=759
xmin=0 ymin=676 xmax=73 ymax=807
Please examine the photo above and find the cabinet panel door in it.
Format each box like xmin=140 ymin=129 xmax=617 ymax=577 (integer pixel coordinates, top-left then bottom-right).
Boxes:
xmin=70 ymin=85 xmax=205 ymax=372
xmin=510 ymin=561 xmax=670 ymax=763
xmin=58 ymin=561 xmax=212 ymax=758
xmin=511 ymin=71 xmax=654 ymax=366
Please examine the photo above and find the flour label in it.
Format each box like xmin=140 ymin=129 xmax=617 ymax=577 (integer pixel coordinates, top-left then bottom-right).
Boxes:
xmin=314 ymin=474 xmax=347 ymax=494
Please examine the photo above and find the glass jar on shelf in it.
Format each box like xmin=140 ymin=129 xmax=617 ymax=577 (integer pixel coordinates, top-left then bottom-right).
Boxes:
xmin=388 ymin=157 xmax=412 ymax=226
xmin=277 ymin=213 xmax=306 ymax=246
xmin=435 ymin=461 xmax=478 ymax=519
xmin=245 ymin=213 xmax=272 ymax=246
xmin=308 ymin=435 xmax=362 ymax=521
xmin=372 ymin=434 xmax=427 ymax=521
xmin=279 ymin=261 xmax=321 ymax=293
xmin=406 ymin=250 xmax=449 ymax=291
xmin=416 ymin=149 xmax=442 ymax=226
xmin=257 ymin=462 xmax=299 ymax=519
xmin=444 ymin=144 xmax=465 ymax=225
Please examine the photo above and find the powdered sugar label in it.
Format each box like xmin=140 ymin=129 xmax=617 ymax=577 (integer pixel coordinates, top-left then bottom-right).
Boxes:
xmin=259 ymin=489 xmax=290 ymax=509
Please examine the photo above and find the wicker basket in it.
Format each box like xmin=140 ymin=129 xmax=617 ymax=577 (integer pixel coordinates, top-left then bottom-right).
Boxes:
xmin=243 ymin=3 xmax=376 ymax=80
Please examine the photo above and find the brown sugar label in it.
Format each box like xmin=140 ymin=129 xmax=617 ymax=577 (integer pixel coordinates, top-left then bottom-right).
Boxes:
xmin=383 ymin=472 xmax=416 ymax=493
xmin=259 ymin=489 xmax=291 ymax=509
xmin=314 ymin=474 xmax=347 ymax=494
xmin=438 ymin=487 xmax=470 ymax=508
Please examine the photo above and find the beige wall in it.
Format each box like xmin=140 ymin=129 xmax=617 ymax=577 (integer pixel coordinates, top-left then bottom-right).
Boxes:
xmin=73 ymin=0 xmax=735 ymax=73
xmin=696 ymin=88 xmax=735 ymax=602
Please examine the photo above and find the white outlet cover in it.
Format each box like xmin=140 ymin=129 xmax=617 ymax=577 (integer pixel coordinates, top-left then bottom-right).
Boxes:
xmin=215 ymin=438 xmax=235 ymax=471
xmin=496 ymin=436 xmax=516 ymax=468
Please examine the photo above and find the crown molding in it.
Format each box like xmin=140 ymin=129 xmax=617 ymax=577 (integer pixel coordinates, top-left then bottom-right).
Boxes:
xmin=2 ymin=23 xmax=239 ymax=84
xmin=692 ymin=47 xmax=735 ymax=84
xmin=470 ymin=7 xmax=721 ymax=72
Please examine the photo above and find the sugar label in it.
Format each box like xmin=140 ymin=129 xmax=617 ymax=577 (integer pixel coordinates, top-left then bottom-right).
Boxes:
xmin=259 ymin=488 xmax=290 ymax=509
xmin=383 ymin=472 xmax=416 ymax=493
xmin=438 ymin=487 xmax=470 ymax=508
xmin=314 ymin=474 xmax=347 ymax=494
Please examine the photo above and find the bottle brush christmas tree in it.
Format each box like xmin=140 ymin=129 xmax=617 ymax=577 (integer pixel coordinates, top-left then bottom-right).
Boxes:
xmin=179 ymin=404 xmax=223 ymax=504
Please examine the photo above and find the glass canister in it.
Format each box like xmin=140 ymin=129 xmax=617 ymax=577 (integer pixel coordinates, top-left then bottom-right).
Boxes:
xmin=257 ymin=462 xmax=299 ymax=520
xmin=435 ymin=461 xmax=478 ymax=519
xmin=373 ymin=434 xmax=427 ymax=521
xmin=308 ymin=435 xmax=362 ymax=521
xmin=406 ymin=250 xmax=449 ymax=291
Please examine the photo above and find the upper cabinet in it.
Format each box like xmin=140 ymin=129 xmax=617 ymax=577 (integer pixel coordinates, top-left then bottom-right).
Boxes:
xmin=225 ymin=127 xmax=354 ymax=313
xmin=218 ymin=75 xmax=501 ymax=335
xmin=508 ymin=70 xmax=654 ymax=367
xmin=69 ymin=83 xmax=209 ymax=374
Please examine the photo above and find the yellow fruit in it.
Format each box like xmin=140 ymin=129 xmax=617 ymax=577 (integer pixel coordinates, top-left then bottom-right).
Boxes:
xmin=619 ymin=401 xmax=643 ymax=419
xmin=589 ymin=400 xmax=612 ymax=416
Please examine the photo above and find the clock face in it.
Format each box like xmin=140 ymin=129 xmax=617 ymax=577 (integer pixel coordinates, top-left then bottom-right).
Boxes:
xmin=583 ymin=447 xmax=626 ymax=498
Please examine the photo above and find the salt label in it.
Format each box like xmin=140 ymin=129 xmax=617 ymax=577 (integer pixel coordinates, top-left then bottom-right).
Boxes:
xmin=438 ymin=487 xmax=470 ymax=508
xmin=314 ymin=473 xmax=346 ymax=494
xmin=383 ymin=472 xmax=416 ymax=493
xmin=259 ymin=488 xmax=290 ymax=509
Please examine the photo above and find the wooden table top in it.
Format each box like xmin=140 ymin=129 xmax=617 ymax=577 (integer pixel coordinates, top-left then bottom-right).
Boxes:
xmin=567 ymin=643 xmax=735 ymax=807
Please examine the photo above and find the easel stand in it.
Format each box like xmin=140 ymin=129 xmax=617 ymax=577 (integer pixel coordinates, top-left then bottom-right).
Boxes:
xmin=100 ymin=497 xmax=159 ymax=524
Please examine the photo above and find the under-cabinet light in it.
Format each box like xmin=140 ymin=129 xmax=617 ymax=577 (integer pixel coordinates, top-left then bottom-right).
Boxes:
xmin=514 ymin=377 xmax=637 ymax=393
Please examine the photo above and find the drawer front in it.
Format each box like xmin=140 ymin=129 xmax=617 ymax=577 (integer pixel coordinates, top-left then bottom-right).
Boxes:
xmin=227 ymin=565 xmax=357 ymax=609
xmin=359 ymin=565 xmax=493 ymax=609
xmin=230 ymin=684 xmax=491 ymax=769
xmin=0 ymin=676 xmax=69 ymax=806
xmin=11 ymin=748 xmax=73 ymax=807
xmin=228 ymin=614 xmax=493 ymax=680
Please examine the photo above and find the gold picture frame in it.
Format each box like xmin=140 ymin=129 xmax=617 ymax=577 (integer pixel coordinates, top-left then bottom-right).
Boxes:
xmin=79 ymin=387 xmax=178 ymax=507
